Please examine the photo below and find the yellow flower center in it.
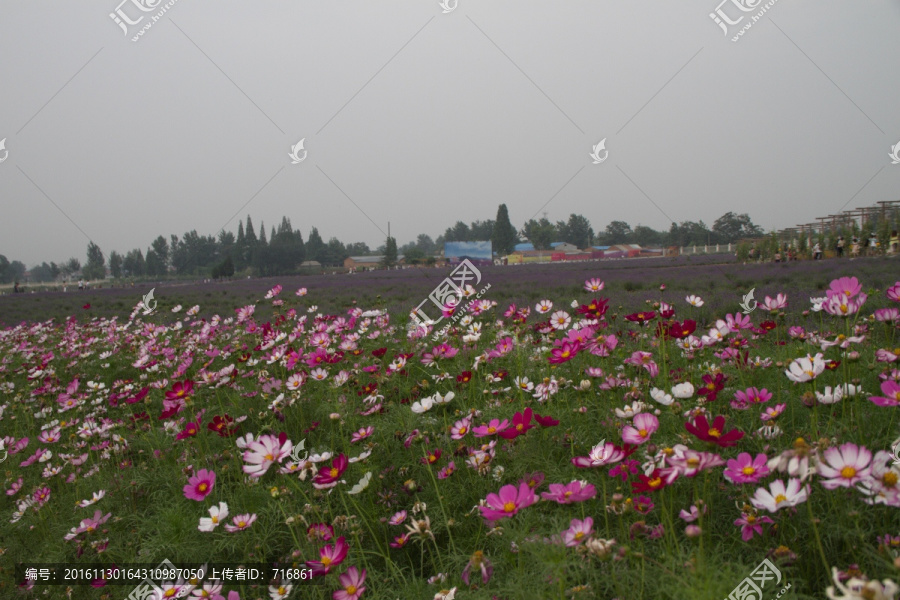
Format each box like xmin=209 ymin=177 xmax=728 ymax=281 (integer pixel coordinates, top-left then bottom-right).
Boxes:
xmin=346 ymin=585 xmax=357 ymax=595
xmin=564 ymin=491 xmax=573 ymax=499
xmin=574 ymin=531 xmax=585 ymax=540
xmin=638 ymin=429 xmax=648 ymax=437
xmin=746 ymin=514 xmax=756 ymax=524
xmin=487 ymin=427 xmax=496 ymax=434
xmin=503 ymin=502 xmax=516 ymax=513
xmin=211 ymin=516 xmax=218 ymax=524
xmin=321 ymin=556 xmax=331 ymax=566
xmin=238 ymin=521 xmax=246 ymax=527
xmin=198 ymin=483 xmax=207 ymax=492
xmin=687 ymin=457 xmax=699 ymax=467
xmin=774 ymin=494 xmax=787 ymax=504
xmin=883 ymin=472 xmax=898 ymax=487
xmin=459 ymin=427 xmax=467 ymax=434
xmin=265 ymin=453 xmax=274 ymax=461
xmin=840 ymin=466 xmax=857 ymax=479
xmin=707 ymin=428 xmax=721 ymax=438
xmin=648 ymin=477 xmax=661 ymax=488
xmin=742 ymin=466 xmax=756 ymax=476
xmin=329 ymin=468 xmax=338 ymax=477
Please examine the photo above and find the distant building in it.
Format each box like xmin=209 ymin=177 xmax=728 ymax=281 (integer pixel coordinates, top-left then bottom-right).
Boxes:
xmin=549 ymin=242 xmax=580 ymax=253
xmin=300 ymin=260 xmax=322 ymax=267
xmin=343 ymin=255 xmax=405 ymax=270
xmin=513 ymin=243 xmax=535 ymax=252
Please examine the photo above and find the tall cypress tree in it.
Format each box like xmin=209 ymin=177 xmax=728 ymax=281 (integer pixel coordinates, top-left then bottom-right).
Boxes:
xmin=492 ymin=204 xmax=518 ymax=254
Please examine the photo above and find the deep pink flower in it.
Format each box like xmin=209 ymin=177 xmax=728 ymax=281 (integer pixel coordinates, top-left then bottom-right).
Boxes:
xmin=473 ymin=419 xmax=510 ymax=438
xmin=314 ymin=454 xmax=349 ymax=490
xmin=498 ymin=408 xmax=534 ymax=440
xmin=306 ymin=536 xmax=349 ymax=576
xmin=479 ymin=482 xmax=537 ymax=522
xmin=622 ymin=413 xmax=659 ymax=445
xmin=540 ymin=480 xmax=596 ymax=504
xmin=869 ymin=381 xmax=900 ymax=407
xmin=183 ymin=469 xmax=215 ymax=501
xmin=723 ymin=453 xmax=770 ymax=484
xmin=333 ymin=566 xmax=366 ymax=600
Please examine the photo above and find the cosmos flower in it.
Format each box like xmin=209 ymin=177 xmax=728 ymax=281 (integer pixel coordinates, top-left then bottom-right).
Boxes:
xmin=750 ymin=478 xmax=809 ymax=513
xmin=183 ymin=469 xmax=215 ymax=502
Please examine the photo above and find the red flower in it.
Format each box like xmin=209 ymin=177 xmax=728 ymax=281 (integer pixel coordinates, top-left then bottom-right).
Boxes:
xmin=631 ymin=469 xmax=668 ymax=493
xmin=176 ymin=414 xmax=202 ymax=440
xmin=698 ymin=373 xmax=726 ymax=402
xmin=498 ymin=408 xmax=535 ymax=440
xmin=165 ymin=379 xmax=194 ymax=401
xmin=371 ymin=347 xmax=387 ymax=358
xmin=421 ymin=448 xmax=442 ymax=465
xmin=685 ymin=414 xmax=744 ymax=447
xmin=313 ymin=454 xmax=348 ymax=489
xmin=625 ymin=311 xmax=656 ymax=325
xmin=82 ymin=304 xmax=91 ymax=310
xmin=667 ymin=319 xmax=696 ymax=339
xmin=533 ymin=413 xmax=559 ymax=427
xmin=208 ymin=414 xmax=237 ymax=437
xmin=576 ymin=298 xmax=609 ymax=319
xmin=457 ymin=371 xmax=473 ymax=384
xmin=760 ymin=320 xmax=777 ymax=331
xmin=124 ymin=387 xmax=150 ymax=404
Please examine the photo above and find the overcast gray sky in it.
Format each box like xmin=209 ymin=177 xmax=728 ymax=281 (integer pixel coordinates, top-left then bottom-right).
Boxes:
xmin=1 ymin=0 xmax=899 ymax=267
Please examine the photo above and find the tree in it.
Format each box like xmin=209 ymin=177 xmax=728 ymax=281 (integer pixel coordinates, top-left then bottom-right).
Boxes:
xmin=83 ymin=242 xmax=105 ymax=280
xmin=520 ymin=218 xmax=556 ymax=250
xmin=109 ymin=251 xmax=123 ymax=279
xmin=30 ymin=262 xmax=55 ymax=282
xmin=602 ymin=221 xmax=632 ymax=244
xmin=150 ymin=236 xmax=169 ymax=273
xmin=382 ymin=236 xmax=398 ymax=267
xmin=62 ymin=257 xmax=81 ymax=279
xmin=469 ymin=220 xmax=495 ymax=241
xmin=415 ymin=234 xmax=436 ymax=255
xmin=556 ymin=214 xmax=594 ymax=249
xmin=0 ymin=255 xmax=9 ymax=283
xmin=444 ymin=221 xmax=471 ymax=242
xmin=492 ymin=204 xmax=518 ymax=255
xmin=403 ymin=247 xmax=426 ymax=264
xmin=631 ymin=225 xmax=664 ymax=247
xmin=5 ymin=261 xmax=25 ymax=283
xmin=306 ymin=227 xmax=325 ymax=264
xmin=123 ymin=249 xmax=145 ymax=277
xmin=346 ymin=242 xmax=371 ymax=256
xmin=712 ymin=212 xmax=764 ymax=244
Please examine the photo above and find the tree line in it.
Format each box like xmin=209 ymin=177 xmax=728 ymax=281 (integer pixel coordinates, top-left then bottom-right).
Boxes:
xmin=2 ymin=207 xmax=764 ymax=283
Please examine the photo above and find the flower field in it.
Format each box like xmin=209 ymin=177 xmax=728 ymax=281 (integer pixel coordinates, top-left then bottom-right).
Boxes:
xmin=1 ymin=264 xmax=900 ymax=600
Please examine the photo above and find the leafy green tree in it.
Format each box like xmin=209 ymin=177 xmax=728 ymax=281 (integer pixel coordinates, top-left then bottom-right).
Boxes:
xmin=712 ymin=212 xmax=764 ymax=244
xmin=444 ymin=221 xmax=471 ymax=242
xmin=307 ymin=227 xmax=325 ymax=264
xmin=150 ymin=236 xmax=169 ymax=272
xmin=631 ymin=225 xmax=664 ymax=247
xmin=30 ymin=262 xmax=55 ymax=282
xmin=556 ymin=214 xmax=594 ymax=248
xmin=492 ymin=204 xmax=518 ymax=254
xmin=346 ymin=242 xmax=371 ymax=256
xmin=521 ymin=218 xmax=556 ymax=250
xmin=0 ymin=255 xmax=9 ymax=283
xmin=602 ymin=221 xmax=632 ymax=244
xmin=382 ymin=236 xmax=398 ymax=267
xmin=109 ymin=251 xmax=123 ymax=279
xmin=83 ymin=242 xmax=106 ymax=280
xmin=123 ymin=249 xmax=145 ymax=277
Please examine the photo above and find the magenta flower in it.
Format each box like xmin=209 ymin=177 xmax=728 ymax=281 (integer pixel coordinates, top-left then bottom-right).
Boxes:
xmin=479 ymin=482 xmax=537 ymax=522
xmin=734 ymin=512 xmax=773 ymax=541
xmin=827 ymin=276 xmax=862 ymax=299
xmin=548 ymin=341 xmax=581 ymax=364
xmin=306 ymin=536 xmax=349 ymax=576
xmin=622 ymin=413 xmax=659 ymax=445
xmin=498 ymin=408 xmax=534 ymax=440
xmin=563 ymin=517 xmax=594 ymax=547
xmin=724 ymin=453 xmax=770 ymax=484
xmin=334 ymin=566 xmax=366 ymax=600
xmin=869 ymin=381 xmax=900 ymax=407
xmin=473 ymin=418 xmax=510 ymax=438
xmin=540 ymin=480 xmax=596 ymax=504
xmin=183 ymin=469 xmax=215 ymax=501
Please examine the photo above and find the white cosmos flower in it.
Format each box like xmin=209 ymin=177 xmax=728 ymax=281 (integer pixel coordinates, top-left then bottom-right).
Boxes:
xmin=815 ymin=386 xmax=843 ymax=404
xmin=411 ymin=397 xmax=434 ymax=414
xmin=347 ymin=472 xmax=372 ymax=495
xmin=672 ymin=382 xmax=694 ymax=399
xmin=649 ymin=387 xmax=674 ymax=406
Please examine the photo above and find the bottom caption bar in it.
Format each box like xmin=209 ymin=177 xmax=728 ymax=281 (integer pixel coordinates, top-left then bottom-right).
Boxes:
xmin=16 ymin=560 xmax=322 ymax=588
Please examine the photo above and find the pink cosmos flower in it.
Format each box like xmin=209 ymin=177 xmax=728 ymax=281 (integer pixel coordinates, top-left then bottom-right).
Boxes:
xmin=724 ymin=453 xmax=770 ymax=484
xmin=762 ymin=293 xmax=788 ymax=312
xmin=760 ymin=403 xmax=786 ymax=421
xmin=733 ymin=387 xmax=771 ymax=408
xmin=183 ymin=469 xmax=215 ymax=501
xmin=734 ymin=512 xmax=773 ymax=541
xmin=308 ymin=523 xmax=334 ymax=541
xmin=479 ymin=482 xmax=538 ymax=522
xmin=306 ymin=536 xmax=349 ymax=576
xmin=498 ymin=408 xmax=534 ymax=440
xmin=584 ymin=278 xmax=605 ymax=292
xmin=563 ymin=517 xmax=594 ymax=547
xmin=667 ymin=450 xmax=725 ymax=477
xmin=350 ymin=427 xmax=374 ymax=444
xmin=450 ymin=417 xmax=472 ymax=440
xmin=817 ymin=442 xmax=872 ymax=489
xmin=678 ymin=504 xmax=707 ymax=523
xmin=333 ymin=566 xmax=366 ymax=600
xmin=869 ymin=381 xmax=900 ymax=407
xmin=572 ymin=440 xmax=626 ymax=468
xmin=6 ymin=478 xmax=23 ymax=496
xmin=887 ymin=281 xmax=900 ymax=302
xmin=242 ymin=433 xmax=293 ymax=478
xmin=540 ymin=480 xmax=596 ymax=504
xmin=549 ymin=341 xmax=581 ymax=364
xmin=473 ymin=419 xmax=510 ymax=438
xmin=875 ymin=308 xmax=900 ymax=323
xmin=437 ymin=461 xmax=456 ymax=479
xmin=224 ymin=513 xmax=257 ymax=532
xmin=313 ymin=454 xmax=349 ymax=490
xmin=622 ymin=413 xmax=659 ymax=445
xmin=388 ymin=511 xmax=407 ymax=526
xmin=827 ymin=276 xmax=862 ymax=300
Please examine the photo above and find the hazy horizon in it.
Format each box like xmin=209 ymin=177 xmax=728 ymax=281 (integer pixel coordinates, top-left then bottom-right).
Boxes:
xmin=1 ymin=0 xmax=899 ymax=267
